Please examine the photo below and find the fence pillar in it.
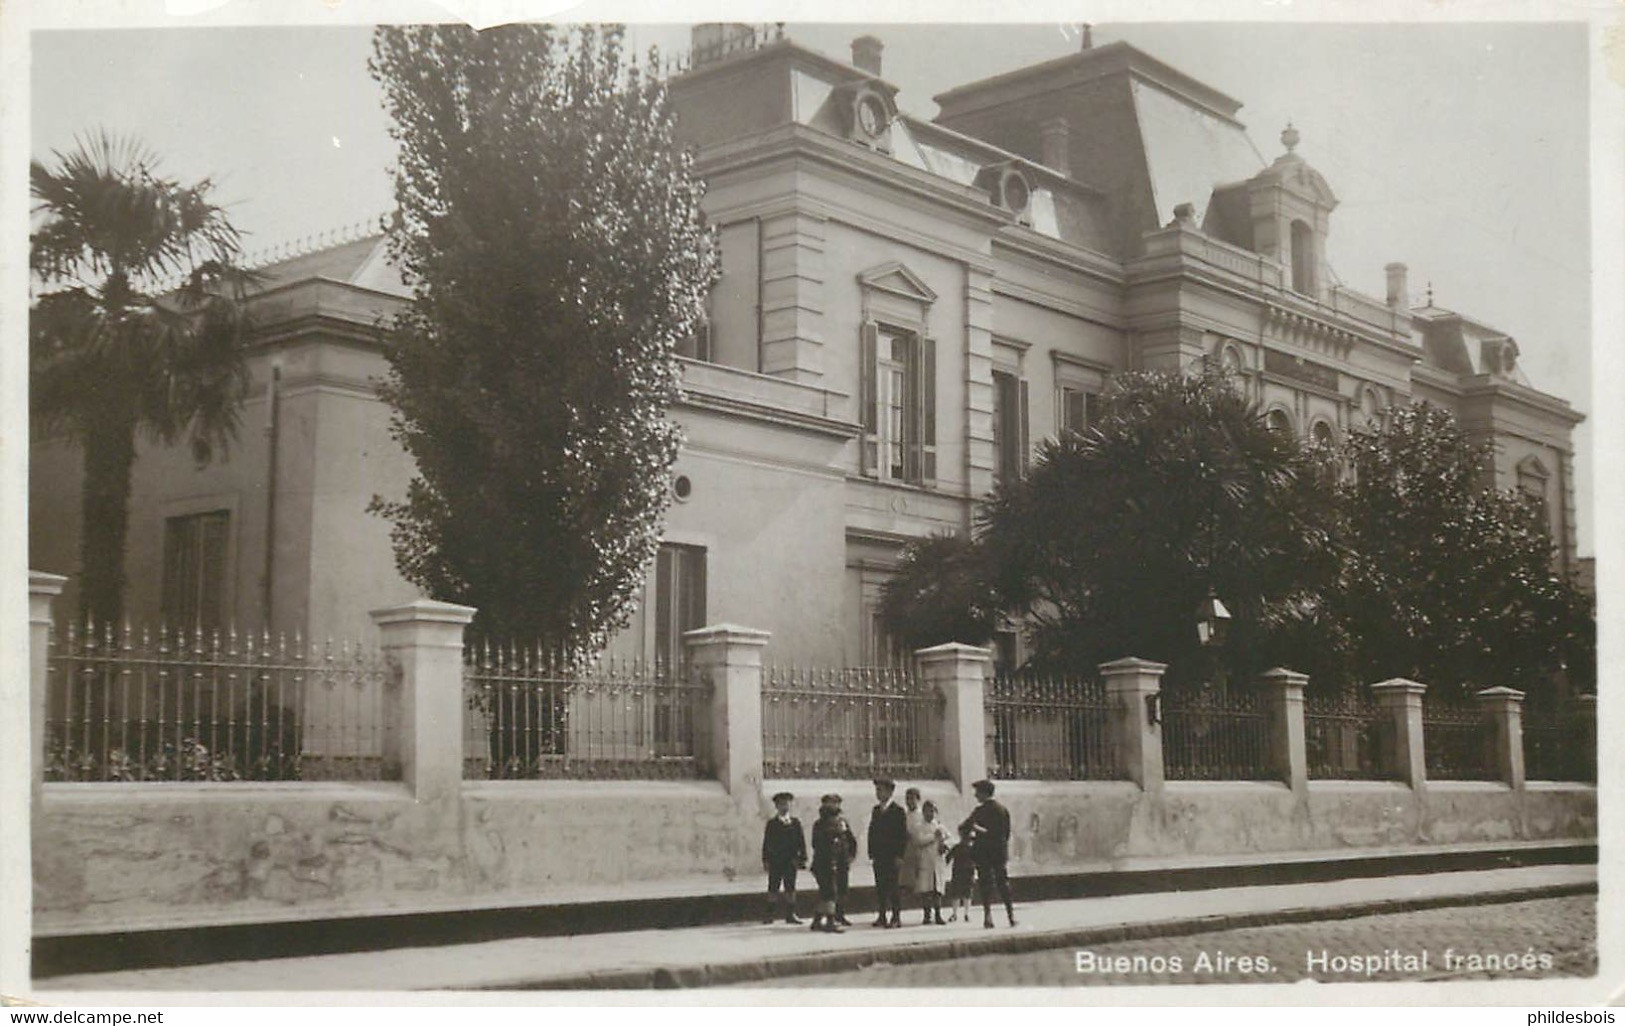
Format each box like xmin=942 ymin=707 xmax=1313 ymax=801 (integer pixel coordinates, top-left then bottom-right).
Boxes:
xmin=30 ymin=572 xmax=67 ymax=808
xmin=1475 ymin=686 xmax=1526 ymax=790
xmin=371 ymin=599 xmax=476 ymax=802
xmin=1369 ymin=678 xmax=1427 ymax=790
xmin=1258 ymin=667 xmax=1309 ymax=793
xmin=685 ymin=624 xmax=770 ymax=797
xmin=1100 ymin=657 xmax=1166 ymax=793
xmin=917 ymin=643 xmax=991 ymax=794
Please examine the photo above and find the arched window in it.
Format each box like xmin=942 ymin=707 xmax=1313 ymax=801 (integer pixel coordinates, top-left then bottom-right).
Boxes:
xmin=1266 ymin=408 xmax=1293 ymax=437
xmin=1291 ymin=220 xmax=1316 ymax=295
xmin=1220 ymin=344 xmax=1244 ymax=376
xmin=1311 ymin=420 xmax=1335 ymax=448
xmin=1360 ymin=386 xmax=1384 ymax=423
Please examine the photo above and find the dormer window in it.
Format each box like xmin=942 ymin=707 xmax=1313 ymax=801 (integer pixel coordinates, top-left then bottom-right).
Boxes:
xmin=838 ymin=84 xmax=894 ymax=152
xmin=975 ymin=162 xmax=1034 ymax=221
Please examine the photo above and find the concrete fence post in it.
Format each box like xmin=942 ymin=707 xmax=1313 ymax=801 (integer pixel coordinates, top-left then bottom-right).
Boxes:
xmin=917 ymin=643 xmax=992 ymax=794
xmin=1475 ymin=686 xmax=1526 ymax=790
xmin=371 ymin=599 xmax=476 ymax=802
xmin=685 ymin=624 xmax=770 ymax=797
xmin=1369 ymin=678 xmax=1428 ymax=790
xmin=30 ymin=572 xmax=68 ymax=808
xmin=1258 ymin=667 xmax=1309 ymax=794
xmin=1100 ymin=657 xmax=1167 ymax=793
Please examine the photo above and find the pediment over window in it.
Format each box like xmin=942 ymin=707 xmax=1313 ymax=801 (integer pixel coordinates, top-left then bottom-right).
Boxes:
xmin=1516 ymin=454 xmax=1550 ymax=481
xmin=857 ymin=262 xmax=938 ymax=306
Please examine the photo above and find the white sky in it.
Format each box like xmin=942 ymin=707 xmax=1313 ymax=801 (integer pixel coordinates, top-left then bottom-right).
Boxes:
xmin=24 ymin=11 xmax=1597 ymax=554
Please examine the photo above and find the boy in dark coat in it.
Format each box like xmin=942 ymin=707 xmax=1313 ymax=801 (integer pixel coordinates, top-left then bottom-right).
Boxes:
xmin=868 ymin=777 xmax=909 ymax=928
xmin=761 ymin=791 xmax=807 ymax=924
xmin=961 ymin=778 xmax=1016 ymax=929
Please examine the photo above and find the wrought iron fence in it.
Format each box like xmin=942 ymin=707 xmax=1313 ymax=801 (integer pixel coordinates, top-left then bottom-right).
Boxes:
xmin=1421 ymin=697 xmax=1494 ymax=781
xmin=1304 ymin=688 xmax=1388 ymax=779
xmin=659 ymin=23 xmax=785 ymax=77
xmin=46 ymin=620 xmax=398 ymax=782
xmin=462 ymin=643 xmax=711 ymax=780
xmin=761 ymin=666 xmax=946 ymax=779
xmin=986 ymin=672 xmax=1118 ymax=780
xmin=1522 ymin=702 xmax=1597 ymax=783
xmin=1161 ymin=686 xmax=1272 ymax=781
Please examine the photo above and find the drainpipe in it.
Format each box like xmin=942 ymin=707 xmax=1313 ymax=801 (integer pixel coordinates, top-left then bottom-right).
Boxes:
xmin=263 ymin=362 xmax=281 ymax=630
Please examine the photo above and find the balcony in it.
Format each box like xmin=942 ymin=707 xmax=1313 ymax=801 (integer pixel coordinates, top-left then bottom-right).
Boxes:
xmin=1138 ymin=226 xmax=1410 ymax=341
xmin=677 ymin=357 xmax=854 ymax=438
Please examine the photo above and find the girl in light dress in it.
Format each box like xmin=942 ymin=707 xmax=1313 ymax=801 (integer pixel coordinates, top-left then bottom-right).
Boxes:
xmin=907 ymin=799 xmax=953 ymax=925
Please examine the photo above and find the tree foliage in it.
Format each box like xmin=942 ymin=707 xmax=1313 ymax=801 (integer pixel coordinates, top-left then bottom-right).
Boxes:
xmin=1328 ymin=402 xmax=1590 ymax=700
xmin=975 ymin=370 xmax=1339 ymax=687
xmin=30 ymin=132 xmax=256 ymax=625
xmin=880 ymin=375 xmax=1592 ymax=702
xmin=368 ymin=24 xmax=716 ymax=646
xmin=878 ymin=533 xmax=999 ymax=654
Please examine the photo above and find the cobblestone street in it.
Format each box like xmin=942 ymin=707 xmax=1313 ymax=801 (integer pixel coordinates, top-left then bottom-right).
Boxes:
xmin=735 ymin=896 xmax=1596 ymax=988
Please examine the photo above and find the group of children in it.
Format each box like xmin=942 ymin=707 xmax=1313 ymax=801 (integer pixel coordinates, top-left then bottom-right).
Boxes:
xmin=760 ymin=787 xmax=987 ymax=935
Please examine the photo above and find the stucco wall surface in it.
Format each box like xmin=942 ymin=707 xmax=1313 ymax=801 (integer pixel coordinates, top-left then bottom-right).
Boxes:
xmin=34 ymin=777 xmax=1594 ymax=936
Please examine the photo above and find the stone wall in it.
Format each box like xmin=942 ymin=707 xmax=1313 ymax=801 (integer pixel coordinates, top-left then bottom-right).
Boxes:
xmin=34 ymin=776 xmax=1594 ymax=936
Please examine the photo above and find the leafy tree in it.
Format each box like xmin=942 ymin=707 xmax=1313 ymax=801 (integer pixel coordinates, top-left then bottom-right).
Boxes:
xmin=977 ymin=369 xmax=1340 ymax=687
xmin=879 ymin=532 xmax=999 ymax=654
xmin=1330 ymin=402 xmax=1590 ymax=700
xmin=368 ymin=25 xmax=716 ymax=647
xmin=30 ymin=133 xmax=256 ymax=626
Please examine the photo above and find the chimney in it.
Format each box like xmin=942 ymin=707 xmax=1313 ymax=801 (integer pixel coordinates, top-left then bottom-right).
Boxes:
xmin=852 ymin=35 xmax=883 ymax=76
xmin=1040 ymin=117 xmax=1070 ymax=172
xmin=1384 ymin=262 xmax=1409 ymax=308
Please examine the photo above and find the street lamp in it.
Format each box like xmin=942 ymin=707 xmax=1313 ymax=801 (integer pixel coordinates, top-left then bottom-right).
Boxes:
xmin=1195 ymin=588 xmax=1232 ymax=648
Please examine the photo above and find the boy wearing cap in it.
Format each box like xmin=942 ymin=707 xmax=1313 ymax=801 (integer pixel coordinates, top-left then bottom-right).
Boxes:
xmin=868 ymin=778 xmax=908 ymax=928
xmin=761 ymin=791 xmax=808 ymax=925
xmin=961 ymin=778 xmax=1016 ymax=929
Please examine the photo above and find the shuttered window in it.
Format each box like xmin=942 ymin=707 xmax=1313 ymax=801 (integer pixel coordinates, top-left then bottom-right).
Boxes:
xmin=859 ymin=321 xmax=936 ymax=486
xmin=1059 ymin=386 xmax=1091 ymax=437
xmin=992 ymin=370 xmax=1030 ymax=485
xmin=161 ymin=510 xmax=230 ymax=631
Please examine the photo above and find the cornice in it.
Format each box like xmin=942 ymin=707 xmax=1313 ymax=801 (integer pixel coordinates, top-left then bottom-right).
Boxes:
xmin=1456 ymin=376 xmax=1586 ymax=426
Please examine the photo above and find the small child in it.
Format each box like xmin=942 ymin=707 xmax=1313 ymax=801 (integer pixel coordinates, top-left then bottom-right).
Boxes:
xmin=944 ymin=821 xmax=977 ymax=923
xmin=761 ymin=791 xmax=807 ymax=925
xmin=809 ymin=795 xmax=855 ymax=933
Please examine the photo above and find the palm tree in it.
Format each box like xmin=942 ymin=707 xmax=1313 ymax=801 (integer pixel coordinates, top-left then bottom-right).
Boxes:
xmin=31 ymin=132 xmax=257 ymax=626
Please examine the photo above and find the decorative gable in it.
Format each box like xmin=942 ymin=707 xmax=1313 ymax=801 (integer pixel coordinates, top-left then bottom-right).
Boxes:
xmin=857 ymin=262 xmax=938 ymax=305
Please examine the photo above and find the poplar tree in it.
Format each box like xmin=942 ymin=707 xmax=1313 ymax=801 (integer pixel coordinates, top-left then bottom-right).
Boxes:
xmin=369 ymin=24 xmax=716 ymax=648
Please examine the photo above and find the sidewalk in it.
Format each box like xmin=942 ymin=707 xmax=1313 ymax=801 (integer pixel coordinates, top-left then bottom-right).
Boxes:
xmin=33 ymin=862 xmax=1595 ymax=993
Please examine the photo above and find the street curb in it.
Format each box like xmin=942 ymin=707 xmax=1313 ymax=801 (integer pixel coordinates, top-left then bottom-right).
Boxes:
xmin=30 ymin=840 xmax=1595 ymax=978
xmin=477 ymin=880 xmax=1597 ymax=990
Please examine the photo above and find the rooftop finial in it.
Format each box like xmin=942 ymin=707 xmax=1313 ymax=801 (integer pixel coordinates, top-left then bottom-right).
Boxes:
xmin=1281 ymin=121 xmax=1300 ymax=154
xmin=1426 ymin=280 xmax=1434 ymax=306
xmin=1080 ymin=23 xmax=1093 ymax=50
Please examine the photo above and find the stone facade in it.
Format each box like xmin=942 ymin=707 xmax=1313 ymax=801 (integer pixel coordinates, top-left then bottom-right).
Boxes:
xmin=27 ymin=26 xmax=1585 ymax=662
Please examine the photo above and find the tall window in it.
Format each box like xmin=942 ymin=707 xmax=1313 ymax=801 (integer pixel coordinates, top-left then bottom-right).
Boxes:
xmin=1291 ymin=220 xmax=1316 ymax=295
xmin=161 ymin=510 xmax=230 ymax=631
xmin=1517 ymin=459 xmax=1552 ymax=537
xmin=860 ymin=322 xmax=936 ymax=484
xmin=654 ymin=543 xmax=707 ymax=671
xmin=653 ymin=543 xmax=706 ymax=753
xmin=992 ymin=369 xmax=1029 ymax=484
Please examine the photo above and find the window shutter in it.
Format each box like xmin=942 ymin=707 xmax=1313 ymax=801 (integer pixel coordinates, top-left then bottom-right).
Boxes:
xmin=919 ymin=335 xmax=937 ymax=484
xmin=1018 ymin=378 xmax=1030 ymax=475
xmin=859 ymin=320 xmax=879 ymax=477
